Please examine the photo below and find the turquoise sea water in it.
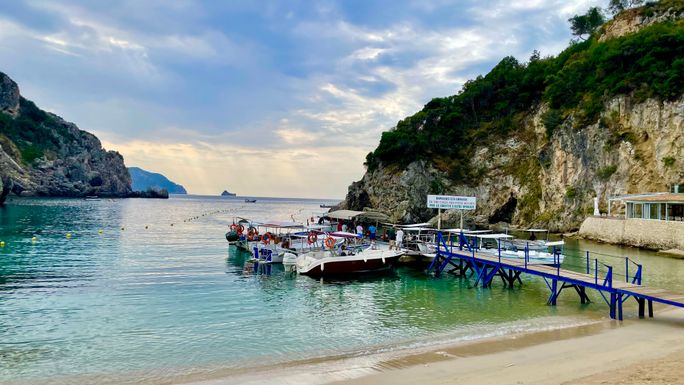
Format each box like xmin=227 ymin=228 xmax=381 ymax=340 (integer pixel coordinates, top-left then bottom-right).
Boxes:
xmin=1 ymin=196 xmax=683 ymax=384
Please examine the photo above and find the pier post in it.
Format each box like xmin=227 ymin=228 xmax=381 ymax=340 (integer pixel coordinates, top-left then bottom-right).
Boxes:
xmin=550 ymin=279 xmax=558 ymax=306
xmin=609 ymin=292 xmax=617 ymax=319
xmin=617 ymin=294 xmax=623 ymax=321
xmin=638 ymin=298 xmax=645 ymax=318
xmin=648 ymin=300 xmax=653 ymax=318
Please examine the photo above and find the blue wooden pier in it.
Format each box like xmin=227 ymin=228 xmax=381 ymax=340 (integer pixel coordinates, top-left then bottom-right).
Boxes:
xmin=427 ymin=232 xmax=684 ymax=320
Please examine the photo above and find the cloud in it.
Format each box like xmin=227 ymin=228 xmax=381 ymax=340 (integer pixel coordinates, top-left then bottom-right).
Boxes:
xmin=0 ymin=0 xmax=605 ymax=199
xmin=102 ymin=139 xmax=363 ymax=198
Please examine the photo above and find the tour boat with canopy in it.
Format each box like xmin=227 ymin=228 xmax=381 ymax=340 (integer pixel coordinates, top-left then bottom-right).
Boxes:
xmin=295 ymin=232 xmax=403 ymax=278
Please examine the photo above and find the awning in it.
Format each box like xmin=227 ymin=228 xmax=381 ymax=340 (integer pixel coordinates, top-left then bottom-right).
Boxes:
xmin=325 ymin=210 xmax=389 ymax=222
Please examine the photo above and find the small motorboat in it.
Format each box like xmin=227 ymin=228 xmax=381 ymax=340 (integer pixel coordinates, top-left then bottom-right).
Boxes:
xmin=296 ymin=244 xmax=403 ymax=278
xmin=245 ymin=199 xmax=257 ymax=203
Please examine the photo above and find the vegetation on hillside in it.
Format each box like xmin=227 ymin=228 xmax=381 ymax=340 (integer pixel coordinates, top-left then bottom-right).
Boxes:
xmin=365 ymin=4 xmax=684 ymax=183
xmin=0 ymin=98 xmax=76 ymax=164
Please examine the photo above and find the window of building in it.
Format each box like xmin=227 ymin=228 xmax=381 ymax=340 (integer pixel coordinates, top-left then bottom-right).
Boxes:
xmin=649 ymin=203 xmax=660 ymax=220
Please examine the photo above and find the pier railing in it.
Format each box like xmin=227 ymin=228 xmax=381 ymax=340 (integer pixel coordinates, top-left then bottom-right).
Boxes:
xmin=428 ymin=231 xmax=682 ymax=320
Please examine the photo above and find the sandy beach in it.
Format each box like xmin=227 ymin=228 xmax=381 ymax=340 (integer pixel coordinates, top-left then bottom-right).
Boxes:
xmin=326 ymin=308 xmax=684 ymax=385
xmin=175 ymin=308 xmax=684 ymax=385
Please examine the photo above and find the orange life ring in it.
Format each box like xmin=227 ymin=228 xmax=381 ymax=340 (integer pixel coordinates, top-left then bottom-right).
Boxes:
xmin=324 ymin=236 xmax=335 ymax=249
xmin=236 ymin=224 xmax=245 ymax=234
xmin=230 ymin=223 xmax=237 ymax=231
xmin=262 ymin=232 xmax=272 ymax=245
xmin=307 ymin=232 xmax=318 ymax=245
xmin=247 ymin=226 xmax=258 ymax=237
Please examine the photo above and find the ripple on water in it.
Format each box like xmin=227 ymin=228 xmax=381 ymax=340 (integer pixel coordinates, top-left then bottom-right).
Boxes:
xmin=1 ymin=196 xmax=682 ymax=383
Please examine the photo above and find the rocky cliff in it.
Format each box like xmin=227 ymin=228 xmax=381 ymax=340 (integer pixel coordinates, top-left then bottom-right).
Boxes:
xmin=0 ymin=72 xmax=131 ymax=204
xmin=342 ymin=2 xmax=684 ymax=232
xmin=129 ymin=167 xmax=187 ymax=194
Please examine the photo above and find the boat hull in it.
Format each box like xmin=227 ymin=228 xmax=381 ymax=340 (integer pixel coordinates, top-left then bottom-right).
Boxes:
xmin=297 ymin=252 xmax=402 ymax=278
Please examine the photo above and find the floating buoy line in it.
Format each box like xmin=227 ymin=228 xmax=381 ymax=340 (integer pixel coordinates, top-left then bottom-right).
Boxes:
xmin=0 ymin=205 xmax=313 ymax=249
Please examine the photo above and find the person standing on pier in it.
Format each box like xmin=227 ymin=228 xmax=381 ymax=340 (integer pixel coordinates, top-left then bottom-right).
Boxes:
xmin=396 ymin=228 xmax=404 ymax=250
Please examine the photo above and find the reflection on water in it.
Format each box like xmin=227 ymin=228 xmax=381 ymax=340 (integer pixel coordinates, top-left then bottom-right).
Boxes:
xmin=1 ymin=196 xmax=683 ymax=384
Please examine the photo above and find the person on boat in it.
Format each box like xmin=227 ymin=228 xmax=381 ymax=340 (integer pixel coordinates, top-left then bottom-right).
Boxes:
xmin=337 ymin=221 xmax=343 ymax=232
xmin=529 ymin=232 xmax=537 ymax=241
xmin=356 ymin=223 xmax=364 ymax=237
xmin=396 ymin=228 xmax=404 ymax=250
xmin=388 ymin=227 xmax=396 ymax=250
xmin=368 ymin=224 xmax=377 ymax=241
xmin=342 ymin=222 xmax=348 ymax=233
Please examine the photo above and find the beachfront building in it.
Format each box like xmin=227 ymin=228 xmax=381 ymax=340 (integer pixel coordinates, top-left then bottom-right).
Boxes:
xmin=581 ymin=191 xmax=684 ymax=252
xmin=616 ymin=193 xmax=684 ymax=221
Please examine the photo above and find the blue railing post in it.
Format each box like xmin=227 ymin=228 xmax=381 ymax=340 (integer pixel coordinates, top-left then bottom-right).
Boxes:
xmin=607 ymin=266 xmax=613 ymax=288
xmin=594 ymin=259 xmax=598 ymax=285
xmin=524 ymin=243 xmax=528 ymax=268
xmin=586 ymin=251 xmax=590 ymax=274
xmin=625 ymin=258 xmax=629 ymax=283
xmin=498 ymin=240 xmax=501 ymax=264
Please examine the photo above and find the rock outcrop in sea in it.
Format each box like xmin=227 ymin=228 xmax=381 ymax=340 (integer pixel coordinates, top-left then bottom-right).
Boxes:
xmin=0 ymin=71 xmax=131 ymax=204
xmin=341 ymin=1 xmax=684 ymax=232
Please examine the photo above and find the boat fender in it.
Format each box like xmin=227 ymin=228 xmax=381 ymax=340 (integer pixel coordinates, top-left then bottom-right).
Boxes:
xmin=382 ymin=257 xmax=385 ymax=264
xmin=364 ymin=258 xmax=367 ymax=263
xmin=321 ymin=262 xmax=324 ymax=271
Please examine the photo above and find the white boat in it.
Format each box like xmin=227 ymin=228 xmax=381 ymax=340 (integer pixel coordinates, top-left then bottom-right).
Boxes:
xmin=296 ymin=245 xmax=404 ymax=278
xmin=472 ymin=234 xmax=565 ymax=265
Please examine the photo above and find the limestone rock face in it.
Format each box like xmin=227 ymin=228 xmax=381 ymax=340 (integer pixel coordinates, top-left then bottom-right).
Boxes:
xmin=0 ymin=72 xmax=132 ymax=199
xmin=599 ymin=4 xmax=684 ymax=42
xmin=0 ymin=72 xmax=20 ymax=116
xmin=342 ymin=95 xmax=684 ymax=232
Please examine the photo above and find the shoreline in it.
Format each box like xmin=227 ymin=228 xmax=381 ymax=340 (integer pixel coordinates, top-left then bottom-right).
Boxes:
xmin=179 ymin=308 xmax=684 ymax=385
xmin=327 ymin=307 xmax=684 ymax=385
xmin=6 ymin=309 xmax=684 ymax=385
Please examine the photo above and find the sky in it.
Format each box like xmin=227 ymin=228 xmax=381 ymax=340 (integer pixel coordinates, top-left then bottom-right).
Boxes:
xmin=0 ymin=0 xmax=604 ymax=199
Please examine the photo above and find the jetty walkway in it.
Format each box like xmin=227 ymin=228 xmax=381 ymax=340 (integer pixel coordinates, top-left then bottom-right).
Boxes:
xmin=427 ymin=233 xmax=684 ymax=320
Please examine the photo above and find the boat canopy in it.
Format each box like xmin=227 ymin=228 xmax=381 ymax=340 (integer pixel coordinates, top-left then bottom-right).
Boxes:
xmin=442 ymin=228 xmax=493 ymax=234
xmin=400 ymin=222 xmax=432 ymax=228
xmin=545 ymin=241 xmax=565 ymax=246
xmin=474 ymin=233 xmax=513 ymax=239
xmin=329 ymin=231 xmax=361 ymax=238
xmin=326 ymin=210 xmax=389 ymax=222
xmin=306 ymin=224 xmax=331 ymax=230
xmin=401 ymin=227 xmax=434 ymax=232
xmin=260 ymin=221 xmax=303 ymax=228
xmin=526 ymin=228 xmax=549 ymax=232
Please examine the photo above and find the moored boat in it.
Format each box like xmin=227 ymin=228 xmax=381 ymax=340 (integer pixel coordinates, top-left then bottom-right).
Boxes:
xmin=296 ymin=244 xmax=403 ymax=278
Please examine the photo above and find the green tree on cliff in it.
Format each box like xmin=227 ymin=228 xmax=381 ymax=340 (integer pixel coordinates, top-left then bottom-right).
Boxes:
xmin=568 ymin=7 xmax=606 ymax=40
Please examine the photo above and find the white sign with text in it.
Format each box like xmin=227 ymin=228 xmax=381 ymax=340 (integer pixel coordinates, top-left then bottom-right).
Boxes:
xmin=427 ymin=195 xmax=476 ymax=210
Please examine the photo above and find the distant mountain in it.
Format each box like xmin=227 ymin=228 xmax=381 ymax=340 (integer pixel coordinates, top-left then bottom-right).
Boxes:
xmin=128 ymin=167 xmax=187 ymax=194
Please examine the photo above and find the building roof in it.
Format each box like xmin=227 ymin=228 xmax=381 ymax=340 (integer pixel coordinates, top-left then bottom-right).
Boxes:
xmin=624 ymin=194 xmax=684 ymax=203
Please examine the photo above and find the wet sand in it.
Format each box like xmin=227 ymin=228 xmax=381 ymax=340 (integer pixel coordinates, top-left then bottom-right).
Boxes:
xmin=327 ymin=308 xmax=684 ymax=385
